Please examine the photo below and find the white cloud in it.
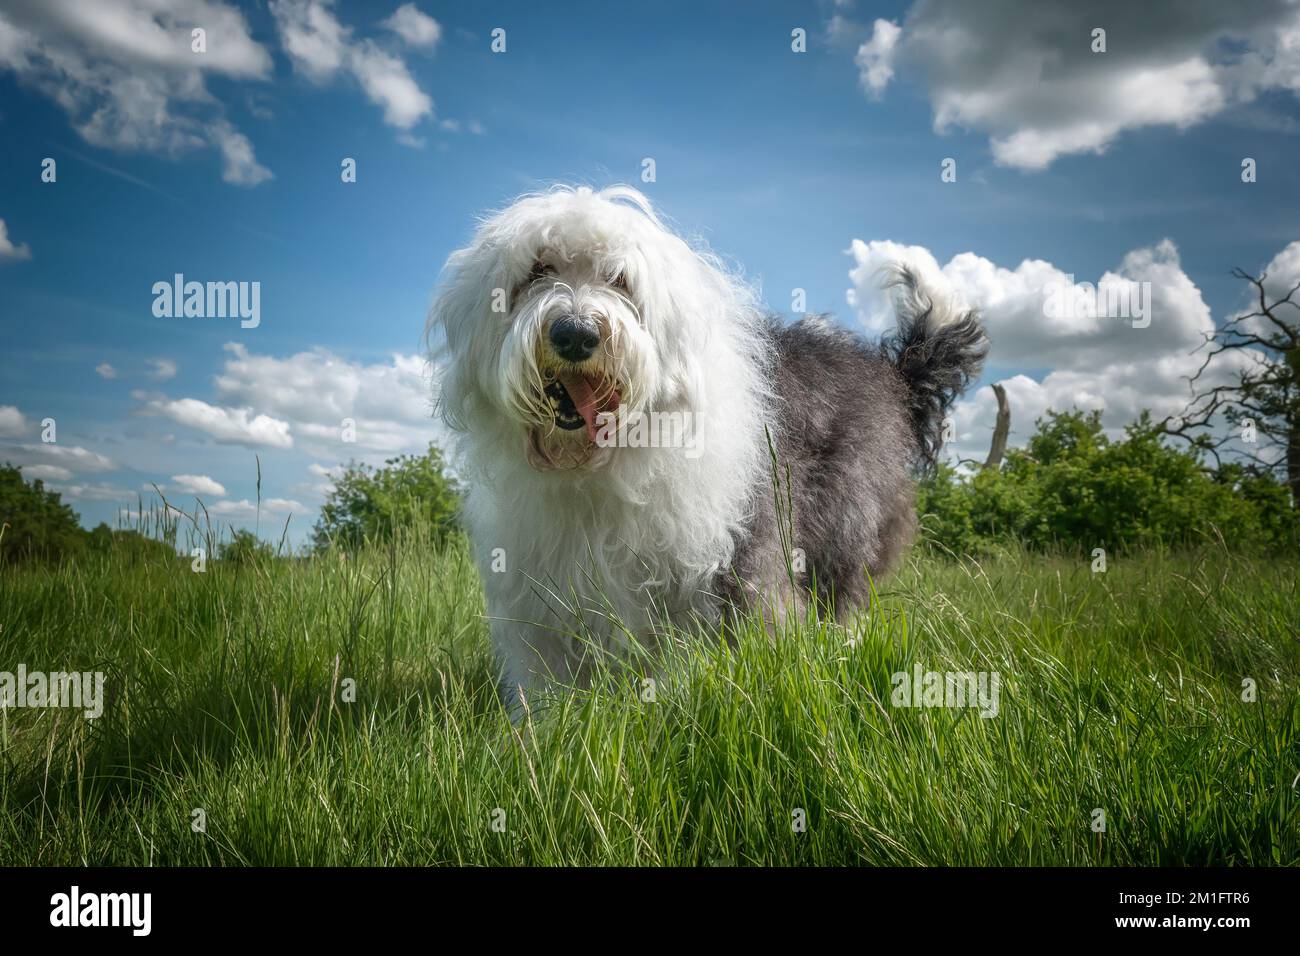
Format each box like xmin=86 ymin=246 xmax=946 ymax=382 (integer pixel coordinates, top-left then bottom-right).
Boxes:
xmin=381 ymin=4 xmax=441 ymax=49
xmin=271 ymin=0 xmax=347 ymax=80
xmin=211 ymin=118 xmax=273 ymax=185
xmin=149 ymin=358 xmax=179 ymax=381
xmin=0 ymin=405 xmax=28 ymax=436
xmin=170 ymin=473 xmax=227 ymax=497
xmin=847 ymin=0 xmax=1300 ymax=170
xmin=96 ymin=362 xmax=118 ymax=379
xmin=141 ymin=396 xmax=294 ymax=448
xmin=298 ymin=462 xmax=343 ymax=498
xmin=0 ymin=218 xmax=31 ymax=260
xmin=845 ymin=235 xmax=1281 ymax=460
xmin=53 ymin=481 xmax=134 ymax=502
xmin=1251 ymin=240 xmax=1300 ymax=320
xmin=854 ymin=19 xmax=900 ymax=98
xmin=131 ymin=343 xmax=435 ymax=458
xmin=19 ymin=464 xmax=72 ymax=482
xmin=848 ymin=236 xmax=1214 ymax=368
xmin=208 ymin=497 xmax=306 ymax=518
xmin=348 ymin=39 xmax=433 ymax=128
xmin=0 ymin=0 xmax=273 ymax=184
xmin=983 ymin=60 xmax=1224 ymax=170
xmin=213 ymin=342 xmax=434 ymax=455
xmin=16 ymin=443 xmax=117 ymax=472
xmin=826 ymin=14 xmax=868 ymax=49
xmin=271 ymin=0 xmax=433 ymax=131
xmin=298 ymin=483 xmax=334 ymax=500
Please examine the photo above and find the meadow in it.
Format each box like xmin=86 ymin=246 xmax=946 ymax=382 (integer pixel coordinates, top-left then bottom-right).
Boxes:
xmin=1 ymin=523 xmax=1297 ymax=866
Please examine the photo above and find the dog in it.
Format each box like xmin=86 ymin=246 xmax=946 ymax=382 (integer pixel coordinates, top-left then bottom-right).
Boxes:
xmin=428 ymin=185 xmax=986 ymax=712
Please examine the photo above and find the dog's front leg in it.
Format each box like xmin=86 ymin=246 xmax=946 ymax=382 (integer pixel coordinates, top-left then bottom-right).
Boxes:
xmin=491 ymin=617 xmax=570 ymax=722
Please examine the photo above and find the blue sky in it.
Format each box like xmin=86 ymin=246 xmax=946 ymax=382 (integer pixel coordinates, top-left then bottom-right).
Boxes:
xmin=1 ymin=0 xmax=1298 ymax=548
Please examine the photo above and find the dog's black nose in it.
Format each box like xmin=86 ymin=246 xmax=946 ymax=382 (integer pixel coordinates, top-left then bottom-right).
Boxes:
xmin=548 ymin=314 xmax=601 ymax=362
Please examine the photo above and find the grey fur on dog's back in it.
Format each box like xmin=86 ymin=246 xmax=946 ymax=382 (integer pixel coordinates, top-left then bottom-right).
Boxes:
xmin=719 ymin=268 xmax=987 ymax=617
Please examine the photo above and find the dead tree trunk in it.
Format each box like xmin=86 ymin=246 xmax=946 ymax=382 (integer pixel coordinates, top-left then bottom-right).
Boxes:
xmin=983 ymin=383 xmax=1010 ymax=471
xmin=1289 ymin=422 xmax=1300 ymax=504
xmin=1289 ymin=349 xmax=1300 ymax=504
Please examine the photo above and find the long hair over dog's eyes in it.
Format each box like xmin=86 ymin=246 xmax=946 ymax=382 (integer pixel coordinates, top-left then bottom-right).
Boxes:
xmin=510 ymin=260 xmax=556 ymax=306
xmin=610 ymin=271 xmax=629 ymax=294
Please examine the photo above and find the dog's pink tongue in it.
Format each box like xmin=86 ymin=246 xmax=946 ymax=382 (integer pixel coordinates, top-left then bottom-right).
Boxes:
xmin=559 ymin=372 xmax=601 ymax=441
xmin=558 ymin=372 xmax=615 ymax=442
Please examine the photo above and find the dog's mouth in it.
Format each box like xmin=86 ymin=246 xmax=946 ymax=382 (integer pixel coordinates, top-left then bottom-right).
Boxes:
xmin=526 ymin=369 xmax=623 ymax=471
xmin=542 ymin=369 xmax=622 ymax=442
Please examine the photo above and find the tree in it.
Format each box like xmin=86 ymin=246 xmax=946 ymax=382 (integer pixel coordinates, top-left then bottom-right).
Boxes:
xmin=1159 ymin=266 xmax=1299 ymax=504
xmin=0 ymin=464 xmax=86 ymax=564
xmin=218 ymin=529 xmax=273 ymax=564
xmin=311 ymin=443 xmax=460 ymax=552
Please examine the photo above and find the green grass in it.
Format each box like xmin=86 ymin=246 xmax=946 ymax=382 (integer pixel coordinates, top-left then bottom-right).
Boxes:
xmin=1 ymin=527 xmax=1297 ymax=866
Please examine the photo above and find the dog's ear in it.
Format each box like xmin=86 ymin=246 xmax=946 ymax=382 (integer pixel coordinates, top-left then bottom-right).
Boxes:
xmin=631 ymin=230 xmax=735 ymax=410
xmin=427 ymin=238 xmax=508 ymax=431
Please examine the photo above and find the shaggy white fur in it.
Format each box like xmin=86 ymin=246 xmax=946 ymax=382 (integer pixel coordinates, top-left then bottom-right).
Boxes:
xmin=429 ymin=186 xmax=772 ymax=710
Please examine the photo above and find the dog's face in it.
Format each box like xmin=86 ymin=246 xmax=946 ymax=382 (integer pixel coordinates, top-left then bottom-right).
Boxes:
xmin=434 ymin=187 xmax=723 ymax=472
xmin=507 ymin=242 xmax=651 ymax=470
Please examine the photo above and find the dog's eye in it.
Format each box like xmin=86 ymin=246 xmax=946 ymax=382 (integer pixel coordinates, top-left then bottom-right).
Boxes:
xmin=610 ymin=271 xmax=629 ymax=293
xmin=511 ymin=261 xmax=556 ymax=307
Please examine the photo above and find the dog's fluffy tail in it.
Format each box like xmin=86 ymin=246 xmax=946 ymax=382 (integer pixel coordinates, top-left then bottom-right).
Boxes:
xmin=882 ymin=265 xmax=988 ymax=471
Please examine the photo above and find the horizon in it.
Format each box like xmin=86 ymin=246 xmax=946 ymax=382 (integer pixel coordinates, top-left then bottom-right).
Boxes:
xmin=2 ymin=0 xmax=1298 ymax=548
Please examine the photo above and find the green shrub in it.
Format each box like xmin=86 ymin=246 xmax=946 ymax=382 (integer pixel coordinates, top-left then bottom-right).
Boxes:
xmin=218 ymin=528 xmax=274 ymax=564
xmin=311 ymin=443 xmax=460 ymax=553
xmin=918 ymin=410 xmax=1298 ymax=554
xmin=85 ymin=522 xmax=180 ymax=564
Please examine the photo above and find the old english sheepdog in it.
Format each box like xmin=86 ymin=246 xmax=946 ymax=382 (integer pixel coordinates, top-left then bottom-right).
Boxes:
xmin=429 ymin=185 xmax=986 ymax=711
